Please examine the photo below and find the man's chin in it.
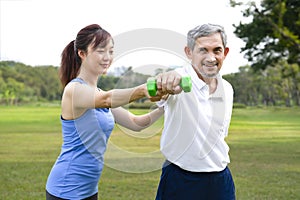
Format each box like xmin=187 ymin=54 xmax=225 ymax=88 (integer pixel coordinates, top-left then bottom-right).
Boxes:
xmin=201 ymin=71 xmax=219 ymax=78
xmin=207 ymin=73 xmax=218 ymax=78
xmin=194 ymin=67 xmax=219 ymax=79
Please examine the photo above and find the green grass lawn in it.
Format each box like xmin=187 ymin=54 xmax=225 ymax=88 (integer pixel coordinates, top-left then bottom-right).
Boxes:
xmin=0 ymin=105 xmax=299 ymax=199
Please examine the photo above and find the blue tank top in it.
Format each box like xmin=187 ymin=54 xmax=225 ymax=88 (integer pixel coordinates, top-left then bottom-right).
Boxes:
xmin=46 ymin=78 xmax=115 ymax=199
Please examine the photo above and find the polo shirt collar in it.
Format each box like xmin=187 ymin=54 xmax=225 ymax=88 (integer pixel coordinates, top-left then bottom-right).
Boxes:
xmin=184 ymin=65 xmax=206 ymax=91
xmin=184 ymin=65 xmax=224 ymax=100
xmin=210 ymin=75 xmax=225 ymax=100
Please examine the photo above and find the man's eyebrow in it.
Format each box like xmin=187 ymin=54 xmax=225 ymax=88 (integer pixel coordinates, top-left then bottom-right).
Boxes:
xmin=214 ymin=46 xmax=223 ymax=51
xmin=198 ymin=47 xmax=207 ymax=50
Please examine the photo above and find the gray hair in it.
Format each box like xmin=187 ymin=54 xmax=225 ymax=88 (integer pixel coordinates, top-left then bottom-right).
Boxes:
xmin=187 ymin=24 xmax=227 ymax=50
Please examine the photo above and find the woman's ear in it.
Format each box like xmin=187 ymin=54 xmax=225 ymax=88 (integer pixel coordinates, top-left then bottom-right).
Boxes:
xmin=78 ymin=49 xmax=86 ymax=60
xmin=184 ymin=46 xmax=192 ymax=60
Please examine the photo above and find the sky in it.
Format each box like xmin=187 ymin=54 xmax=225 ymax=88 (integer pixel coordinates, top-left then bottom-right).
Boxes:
xmin=0 ymin=0 xmax=257 ymax=75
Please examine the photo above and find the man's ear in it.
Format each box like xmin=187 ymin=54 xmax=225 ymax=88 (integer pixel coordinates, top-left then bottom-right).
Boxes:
xmin=224 ymin=47 xmax=229 ymax=57
xmin=184 ymin=46 xmax=192 ymax=60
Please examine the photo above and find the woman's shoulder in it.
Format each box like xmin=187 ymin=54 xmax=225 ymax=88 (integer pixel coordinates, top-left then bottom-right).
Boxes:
xmin=64 ymin=78 xmax=87 ymax=92
xmin=62 ymin=80 xmax=85 ymax=104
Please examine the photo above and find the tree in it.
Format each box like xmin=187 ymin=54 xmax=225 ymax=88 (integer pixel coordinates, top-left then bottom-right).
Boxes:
xmin=4 ymin=77 xmax=24 ymax=105
xmin=231 ymin=0 xmax=300 ymax=71
xmin=0 ymin=61 xmax=62 ymax=104
xmin=97 ymin=75 xmax=119 ymax=91
xmin=224 ymin=65 xmax=262 ymax=106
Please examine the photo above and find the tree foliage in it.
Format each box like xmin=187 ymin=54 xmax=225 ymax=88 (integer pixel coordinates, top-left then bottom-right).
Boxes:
xmin=224 ymin=60 xmax=300 ymax=106
xmin=0 ymin=61 xmax=62 ymax=104
xmin=231 ymin=0 xmax=300 ymax=70
xmin=0 ymin=61 xmax=151 ymax=105
xmin=1 ymin=61 xmax=299 ymax=106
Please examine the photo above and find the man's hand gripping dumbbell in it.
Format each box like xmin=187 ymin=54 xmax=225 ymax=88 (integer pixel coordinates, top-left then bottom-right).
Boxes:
xmin=146 ymin=71 xmax=192 ymax=100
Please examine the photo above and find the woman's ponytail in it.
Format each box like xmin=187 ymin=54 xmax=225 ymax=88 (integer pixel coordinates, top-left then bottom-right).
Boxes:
xmin=59 ymin=40 xmax=81 ymax=87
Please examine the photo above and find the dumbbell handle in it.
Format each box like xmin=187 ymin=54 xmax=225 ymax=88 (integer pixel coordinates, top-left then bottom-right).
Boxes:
xmin=147 ymin=76 xmax=192 ymax=96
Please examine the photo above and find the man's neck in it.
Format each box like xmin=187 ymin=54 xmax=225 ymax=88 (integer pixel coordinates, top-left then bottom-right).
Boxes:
xmin=201 ymin=76 xmax=218 ymax=94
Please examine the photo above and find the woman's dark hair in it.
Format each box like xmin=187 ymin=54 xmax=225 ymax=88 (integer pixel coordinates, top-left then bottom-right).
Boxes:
xmin=59 ymin=24 xmax=112 ymax=87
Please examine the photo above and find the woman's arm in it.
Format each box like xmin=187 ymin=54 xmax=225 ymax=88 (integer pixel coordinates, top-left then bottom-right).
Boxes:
xmin=64 ymin=70 xmax=183 ymax=110
xmin=111 ymin=106 xmax=164 ymax=132
xmin=66 ymin=82 xmax=149 ymax=109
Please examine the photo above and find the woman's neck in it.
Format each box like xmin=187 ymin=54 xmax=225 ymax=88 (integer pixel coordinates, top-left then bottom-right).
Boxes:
xmin=77 ymin=71 xmax=98 ymax=87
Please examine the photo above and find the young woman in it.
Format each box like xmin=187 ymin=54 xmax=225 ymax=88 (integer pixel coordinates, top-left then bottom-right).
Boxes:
xmin=45 ymin=24 xmax=167 ymax=200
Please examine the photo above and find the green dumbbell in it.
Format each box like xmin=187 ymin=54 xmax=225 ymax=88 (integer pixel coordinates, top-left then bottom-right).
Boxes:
xmin=147 ymin=76 xmax=192 ymax=96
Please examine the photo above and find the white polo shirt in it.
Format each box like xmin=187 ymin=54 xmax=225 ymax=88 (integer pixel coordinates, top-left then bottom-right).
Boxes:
xmin=157 ymin=65 xmax=234 ymax=172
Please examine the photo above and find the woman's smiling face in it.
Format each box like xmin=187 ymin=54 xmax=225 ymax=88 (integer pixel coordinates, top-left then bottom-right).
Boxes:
xmin=81 ymin=38 xmax=114 ymax=75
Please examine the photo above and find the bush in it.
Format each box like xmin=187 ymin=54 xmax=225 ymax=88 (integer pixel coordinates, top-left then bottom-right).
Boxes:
xmin=233 ymin=103 xmax=247 ymax=109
